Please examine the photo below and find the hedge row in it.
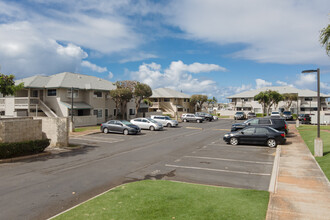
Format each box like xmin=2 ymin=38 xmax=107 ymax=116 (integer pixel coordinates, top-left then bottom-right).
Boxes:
xmin=0 ymin=139 xmax=50 ymax=159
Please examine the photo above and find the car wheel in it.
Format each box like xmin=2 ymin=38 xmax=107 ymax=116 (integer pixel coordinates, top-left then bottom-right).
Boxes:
xmin=167 ymin=123 xmax=172 ymax=127
xmin=183 ymin=119 xmax=187 ymax=122
xmin=103 ymin=127 xmax=109 ymax=134
xmin=197 ymin=119 xmax=200 ymax=123
xmin=150 ymin=126 xmax=155 ymax=131
xmin=267 ymin=139 xmax=277 ymax=148
xmin=230 ymin=137 xmax=238 ymax=145
xmin=123 ymin=129 xmax=129 ymax=135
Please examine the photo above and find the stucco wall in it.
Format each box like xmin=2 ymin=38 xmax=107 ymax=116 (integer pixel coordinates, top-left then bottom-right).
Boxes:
xmin=0 ymin=117 xmax=42 ymax=143
xmin=35 ymin=117 xmax=69 ymax=148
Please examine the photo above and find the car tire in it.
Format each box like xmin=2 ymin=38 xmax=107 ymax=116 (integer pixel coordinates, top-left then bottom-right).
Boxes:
xmin=183 ymin=119 xmax=187 ymax=122
xmin=167 ymin=123 xmax=172 ymax=127
xmin=197 ymin=119 xmax=201 ymax=123
xmin=103 ymin=127 xmax=109 ymax=134
xmin=230 ymin=137 xmax=238 ymax=145
xmin=123 ymin=129 xmax=129 ymax=135
xmin=150 ymin=126 xmax=155 ymax=131
xmin=267 ymin=138 xmax=277 ymax=148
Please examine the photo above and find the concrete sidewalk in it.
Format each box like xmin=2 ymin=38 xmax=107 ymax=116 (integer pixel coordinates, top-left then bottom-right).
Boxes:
xmin=267 ymin=124 xmax=330 ymax=220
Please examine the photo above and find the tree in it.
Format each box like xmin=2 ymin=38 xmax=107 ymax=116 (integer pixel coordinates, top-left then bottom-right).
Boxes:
xmin=110 ymin=81 xmax=134 ymax=119
xmin=206 ymin=97 xmax=217 ymax=109
xmin=320 ymin=24 xmax=330 ymax=56
xmin=282 ymin=93 xmax=298 ymax=111
xmin=255 ymin=90 xmax=283 ymax=115
xmin=0 ymin=73 xmax=24 ymax=97
xmin=109 ymin=89 xmax=121 ymax=118
xmin=190 ymin=95 xmax=208 ymax=111
xmin=134 ymin=82 xmax=152 ymax=115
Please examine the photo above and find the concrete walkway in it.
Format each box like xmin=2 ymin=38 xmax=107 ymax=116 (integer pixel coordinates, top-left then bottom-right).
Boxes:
xmin=267 ymin=124 xmax=330 ymax=220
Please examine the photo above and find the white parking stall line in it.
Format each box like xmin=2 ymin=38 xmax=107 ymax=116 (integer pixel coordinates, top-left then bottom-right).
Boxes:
xmin=165 ymin=164 xmax=271 ymax=176
xmin=208 ymin=143 xmax=267 ymax=149
xmin=183 ymin=156 xmax=273 ymax=165
xmin=70 ymin=137 xmax=123 ymax=143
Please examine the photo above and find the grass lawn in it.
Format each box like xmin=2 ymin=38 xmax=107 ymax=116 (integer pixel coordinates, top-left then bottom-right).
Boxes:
xmin=218 ymin=116 xmax=230 ymax=118
xmin=74 ymin=126 xmax=100 ymax=132
xmin=54 ymin=180 xmax=269 ymax=220
xmin=298 ymin=125 xmax=330 ymax=181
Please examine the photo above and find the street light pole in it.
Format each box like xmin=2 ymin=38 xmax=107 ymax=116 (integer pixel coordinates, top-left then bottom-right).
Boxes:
xmin=302 ymin=68 xmax=322 ymax=157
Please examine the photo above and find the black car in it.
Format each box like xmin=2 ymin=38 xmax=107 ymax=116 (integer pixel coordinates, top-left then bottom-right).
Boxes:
xmin=223 ymin=126 xmax=286 ymax=148
xmin=234 ymin=112 xmax=246 ymax=120
xmin=282 ymin=111 xmax=293 ymax=120
xmin=100 ymin=120 xmax=141 ymax=135
xmin=298 ymin=114 xmax=311 ymax=124
xmin=195 ymin=112 xmax=213 ymax=121
xmin=231 ymin=117 xmax=289 ymax=134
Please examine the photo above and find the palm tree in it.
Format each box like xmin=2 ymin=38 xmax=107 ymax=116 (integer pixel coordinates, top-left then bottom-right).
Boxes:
xmin=320 ymin=24 xmax=330 ymax=56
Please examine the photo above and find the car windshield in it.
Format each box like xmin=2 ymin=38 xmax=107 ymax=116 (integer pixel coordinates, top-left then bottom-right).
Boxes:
xmin=248 ymin=113 xmax=255 ymax=115
xmin=236 ymin=112 xmax=244 ymax=115
xmin=283 ymin=112 xmax=291 ymax=115
xmin=272 ymin=112 xmax=279 ymax=114
xmin=148 ymin=118 xmax=158 ymax=123
xmin=165 ymin=116 xmax=171 ymax=120
xmin=120 ymin=120 xmax=133 ymax=125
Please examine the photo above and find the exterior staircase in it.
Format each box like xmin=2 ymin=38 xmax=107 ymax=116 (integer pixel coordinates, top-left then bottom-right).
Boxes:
xmin=39 ymin=100 xmax=58 ymax=117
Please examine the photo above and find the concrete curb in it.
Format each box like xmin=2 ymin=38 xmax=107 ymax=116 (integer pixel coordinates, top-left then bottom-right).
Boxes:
xmin=268 ymin=145 xmax=281 ymax=193
xmin=0 ymin=151 xmax=51 ymax=164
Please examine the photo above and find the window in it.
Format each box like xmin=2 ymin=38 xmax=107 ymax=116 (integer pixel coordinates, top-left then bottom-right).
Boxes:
xmin=153 ymin=98 xmax=158 ymax=102
xmin=259 ymin=119 xmax=271 ymax=125
xmin=184 ymin=99 xmax=186 ymax=102
xmin=242 ymin=127 xmax=255 ymax=135
xmin=142 ymin=119 xmax=148 ymax=123
xmin=94 ymin=109 xmax=102 ymax=118
xmin=47 ymin=89 xmax=57 ymax=96
xmin=241 ymin=98 xmax=248 ymax=102
xmin=256 ymin=128 xmax=269 ymax=134
xmin=67 ymin=89 xmax=79 ymax=98
xmin=94 ymin=91 xmax=102 ymax=98
xmin=129 ymin=109 xmax=135 ymax=115
xmin=32 ymin=90 xmax=38 ymax=97
xmin=164 ymin=98 xmax=170 ymax=102
xmin=134 ymin=119 xmax=142 ymax=122
xmin=248 ymin=119 xmax=259 ymax=125
xmin=105 ymin=109 xmax=108 ymax=117
xmin=305 ymin=97 xmax=313 ymax=101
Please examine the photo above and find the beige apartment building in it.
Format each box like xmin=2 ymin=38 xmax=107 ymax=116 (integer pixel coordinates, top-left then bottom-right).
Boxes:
xmin=0 ymin=72 xmax=136 ymax=126
xmin=227 ymin=86 xmax=329 ymax=114
xmin=149 ymin=88 xmax=193 ymax=117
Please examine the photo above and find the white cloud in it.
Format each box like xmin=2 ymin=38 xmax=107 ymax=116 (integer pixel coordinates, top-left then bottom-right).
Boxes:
xmin=166 ymin=0 xmax=330 ymax=65
xmin=81 ymin=61 xmax=107 ymax=73
xmin=276 ymin=80 xmax=294 ymax=87
xmin=119 ymin=52 xmax=158 ymax=63
xmin=0 ymin=21 xmax=88 ymax=78
xmin=256 ymin=79 xmax=272 ymax=89
xmin=108 ymin=71 xmax=114 ymax=79
xmin=295 ymin=74 xmax=317 ymax=87
xmin=131 ymin=60 xmax=225 ymax=94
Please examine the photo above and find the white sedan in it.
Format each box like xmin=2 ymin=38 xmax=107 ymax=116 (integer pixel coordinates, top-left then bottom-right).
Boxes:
xmin=130 ymin=118 xmax=163 ymax=131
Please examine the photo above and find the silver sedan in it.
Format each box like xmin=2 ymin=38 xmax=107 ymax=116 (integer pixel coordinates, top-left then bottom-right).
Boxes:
xmin=130 ymin=118 xmax=163 ymax=131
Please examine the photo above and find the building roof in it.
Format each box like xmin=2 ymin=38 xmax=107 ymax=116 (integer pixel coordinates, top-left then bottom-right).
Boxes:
xmin=16 ymin=72 xmax=116 ymax=91
xmin=151 ymin=88 xmax=191 ymax=98
xmin=227 ymin=86 xmax=329 ymax=99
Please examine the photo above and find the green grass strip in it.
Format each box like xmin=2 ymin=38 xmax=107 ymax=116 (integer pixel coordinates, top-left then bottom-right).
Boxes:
xmin=298 ymin=125 xmax=330 ymax=181
xmin=74 ymin=126 xmax=100 ymax=132
xmin=54 ymin=180 xmax=269 ymax=220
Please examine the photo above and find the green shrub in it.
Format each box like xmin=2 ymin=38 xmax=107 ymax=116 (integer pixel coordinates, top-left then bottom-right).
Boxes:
xmin=256 ymin=113 xmax=264 ymax=117
xmin=292 ymin=114 xmax=297 ymax=120
xmin=0 ymin=139 xmax=50 ymax=159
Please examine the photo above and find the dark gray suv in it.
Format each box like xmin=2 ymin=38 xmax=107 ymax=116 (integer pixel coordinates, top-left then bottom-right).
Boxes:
xmin=231 ymin=117 xmax=289 ymax=134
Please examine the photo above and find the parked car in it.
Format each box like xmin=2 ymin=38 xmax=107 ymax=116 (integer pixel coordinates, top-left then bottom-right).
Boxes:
xmin=130 ymin=118 xmax=163 ymax=131
xmin=100 ymin=120 xmax=141 ymax=135
xmin=298 ymin=114 xmax=311 ymax=124
xmin=181 ymin=114 xmax=204 ymax=123
xmin=247 ymin=112 xmax=256 ymax=119
xmin=150 ymin=115 xmax=179 ymax=127
xmin=271 ymin=111 xmax=281 ymax=117
xmin=223 ymin=126 xmax=286 ymax=148
xmin=282 ymin=111 xmax=293 ymax=120
xmin=231 ymin=117 xmax=289 ymax=134
xmin=234 ymin=112 xmax=246 ymax=120
xmin=195 ymin=112 xmax=213 ymax=121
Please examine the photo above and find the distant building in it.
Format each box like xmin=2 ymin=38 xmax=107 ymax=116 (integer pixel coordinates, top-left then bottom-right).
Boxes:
xmin=149 ymin=88 xmax=193 ymax=117
xmin=227 ymin=86 xmax=329 ymax=114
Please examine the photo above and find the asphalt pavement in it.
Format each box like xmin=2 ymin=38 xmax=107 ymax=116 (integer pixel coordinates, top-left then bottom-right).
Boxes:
xmin=0 ymin=119 xmax=276 ymax=220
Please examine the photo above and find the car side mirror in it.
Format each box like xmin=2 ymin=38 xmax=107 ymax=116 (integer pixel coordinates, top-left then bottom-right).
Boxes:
xmin=247 ymin=123 xmax=250 ymax=126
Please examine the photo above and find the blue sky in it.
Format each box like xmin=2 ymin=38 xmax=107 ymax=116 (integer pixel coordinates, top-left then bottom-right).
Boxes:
xmin=0 ymin=0 xmax=329 ymax=102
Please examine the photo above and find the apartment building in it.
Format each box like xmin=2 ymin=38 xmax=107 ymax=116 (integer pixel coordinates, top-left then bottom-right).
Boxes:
xmin=227 ymin=86 xmax=329 ymax=114
xmin=0 ymin=72 xmax=136 ymax=126
xmin=149 ymin=88 xmax=193 ymax=117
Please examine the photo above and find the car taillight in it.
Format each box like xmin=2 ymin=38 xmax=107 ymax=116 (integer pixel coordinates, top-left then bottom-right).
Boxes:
xmin=101 ymin=124 xmax=103 ymax=126
xmin=285 ymin=124 xmax=287 ymax=129
xmin=304 ymin=118 xmax=306 ymax=121
xmin=281 ymin=133 xmax=285 ymax=137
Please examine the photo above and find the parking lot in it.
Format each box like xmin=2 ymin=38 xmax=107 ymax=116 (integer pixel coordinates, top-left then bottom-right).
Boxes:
xmin=71 ymin=119 xmax=276 ymax=191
